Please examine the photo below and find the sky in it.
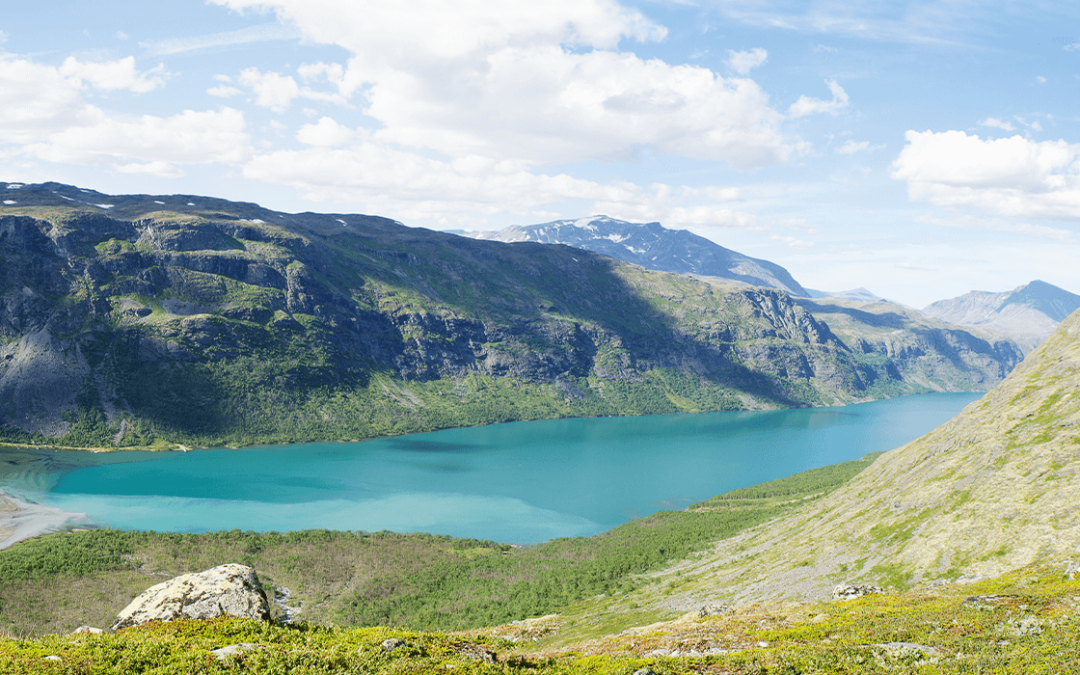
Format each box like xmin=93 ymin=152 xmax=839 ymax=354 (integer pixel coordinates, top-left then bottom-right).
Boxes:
xmin=1 ymin=1 xmax=1078 ymax=307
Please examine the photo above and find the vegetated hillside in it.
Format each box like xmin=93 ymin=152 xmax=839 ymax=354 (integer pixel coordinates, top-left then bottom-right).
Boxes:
xmin=923 ymin=280 xmax=1080 ymax=355
xmin=796 ymin=296 xmax=1021 ymax=392
xmin=639 ymin=308 xmax=1080 ymax=609
xmin=0 ymin=182 xmax=1019 ymax=449
xmin=469 ymin=215 xmax=810 ymax=296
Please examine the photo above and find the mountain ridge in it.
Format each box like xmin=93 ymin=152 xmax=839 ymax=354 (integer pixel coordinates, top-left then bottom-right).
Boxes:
xmin=469 ymin=215 xmax=810 ymax=296
xmin=922 ymin=280 xmax=1080 ymax=355
xmin=0 ymin=182 xmax=1020 ymax=449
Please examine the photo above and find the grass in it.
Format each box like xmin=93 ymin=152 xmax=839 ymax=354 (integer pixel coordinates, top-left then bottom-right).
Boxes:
xmin=1 ymin=563 xmax=1078 ymax=673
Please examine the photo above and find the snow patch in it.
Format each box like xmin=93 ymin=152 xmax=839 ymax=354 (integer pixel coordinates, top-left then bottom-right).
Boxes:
xmin=3 ymin=200 xmax=15 ymax=205
xmin=94 ymin=204 xmax=114 ymax=209
xmin=154 ymin=200 xmax=165 ymax=205
xmin=244 ymin=218 xmax=265 ymax=224
xmin=6 ymin=184 xmax=23 ymax=189
xmin=337 ymin=219 xmax=347 ymax=225
xmin=60 ymin=195 xmax=74 ymax=201
xmin=605 ymin=234 xmax=629 ymax=244
xmin=186 ymin=202 xmax=195 ymax=206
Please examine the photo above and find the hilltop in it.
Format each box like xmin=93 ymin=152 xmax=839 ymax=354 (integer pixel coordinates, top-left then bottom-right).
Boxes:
xmin=923 ymin=280 xmax=1080 ymax=355
xmin=0 ymin=182 xmax=1020 ymax=449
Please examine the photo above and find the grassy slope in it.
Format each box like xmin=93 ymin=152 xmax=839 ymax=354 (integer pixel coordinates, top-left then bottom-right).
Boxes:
xmin=630 ymin=308 xmax=1080 ymax=610
xmin=1 ymin=564 xmax=1078 ymax=674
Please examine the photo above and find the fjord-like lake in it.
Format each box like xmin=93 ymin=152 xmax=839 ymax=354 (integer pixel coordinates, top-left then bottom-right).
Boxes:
xmin=6 ymin=393 xmax=979 ymax=544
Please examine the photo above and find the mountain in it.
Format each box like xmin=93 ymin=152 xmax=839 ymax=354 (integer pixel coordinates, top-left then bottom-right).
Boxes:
xmin=642 ymin=306 xmax=1080 ymax=608
xmin=794 ymin=296 xmax=1021 ymax=392
xmin=0 ymin=182 xmax=1019 ymax=449
xmin=806 ymin=287 xmax=886 ymax=303
xmin=922 ymin=280 xmax=1080 ymax=355
xmin=469 ymin=215 xmax=810 ymax=296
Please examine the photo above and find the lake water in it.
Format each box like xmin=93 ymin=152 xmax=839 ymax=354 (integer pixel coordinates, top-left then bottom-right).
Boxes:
xmin=2 ymin=393 xmax=980 ymax=544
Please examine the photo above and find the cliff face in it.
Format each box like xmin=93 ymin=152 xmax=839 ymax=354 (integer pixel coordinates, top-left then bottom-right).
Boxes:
xmin=0 ymin=182 xmax=1020 ymax=448
xmin=645 ymin=308 xmax=1080 ymax=608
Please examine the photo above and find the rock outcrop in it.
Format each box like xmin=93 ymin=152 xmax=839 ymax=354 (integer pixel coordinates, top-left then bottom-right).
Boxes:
xmin=111 ymin=563 xmax=271 ymax=631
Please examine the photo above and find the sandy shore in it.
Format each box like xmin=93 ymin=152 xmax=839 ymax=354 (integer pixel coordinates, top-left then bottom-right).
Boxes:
xmin=0 ymin=489 xmax=93 ymax=551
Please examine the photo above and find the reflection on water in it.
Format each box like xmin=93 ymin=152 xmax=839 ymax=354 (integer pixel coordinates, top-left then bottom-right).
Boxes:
xmin=2 ymin=392 xmax=981 ymax=543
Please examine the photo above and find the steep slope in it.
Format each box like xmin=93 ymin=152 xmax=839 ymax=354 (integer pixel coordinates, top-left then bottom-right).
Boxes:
xmin=470 ymin=215 xmax=809 ymax=296
xmin=0 ymin=182 xmax=1018 ymax=449
xmin=923 ymin=280 xmax=1080 ymax=354
xmin=796 ymin=296 xmax=1022 ymax=393
xmin=645 ymin=308 xmax=1080 ymax=608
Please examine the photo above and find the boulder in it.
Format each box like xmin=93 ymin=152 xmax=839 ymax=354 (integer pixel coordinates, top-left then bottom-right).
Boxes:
xmin=831 ymin=583 xmax=883 ymax=601
xmin=111 ymin=563 xmax=271 ymax=631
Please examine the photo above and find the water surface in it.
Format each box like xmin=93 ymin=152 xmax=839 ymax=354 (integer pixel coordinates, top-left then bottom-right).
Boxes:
xmin=4 ymin=393 xmax=980 ymax=543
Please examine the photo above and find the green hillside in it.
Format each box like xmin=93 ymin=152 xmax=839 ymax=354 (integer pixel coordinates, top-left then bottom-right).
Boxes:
xmin=0 ymin=182 xmax=1020 ymax=450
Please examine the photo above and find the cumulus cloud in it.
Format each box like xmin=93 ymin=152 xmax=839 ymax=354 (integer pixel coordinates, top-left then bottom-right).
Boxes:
xmin=788 ymin=79 xmax=849 ymax=118
xmin=58 ymin=56 xmax=168 ymax=93
xmin=0 ymin=54 xmax=251 ymax=177
xmin=22 ymin=108 xmax=251 ymax=170
xmin=238 ymin=68 xmax=300 ymax=112
xmin=726 ymin=48 xmax=767 ymax=74
xmin=296 ymin=117 xmax=355 ymax=147
xmin=210 ymin=0 xmax=790 ymax=169
xmin=892 ymin=130 xmax=1080 ymax=220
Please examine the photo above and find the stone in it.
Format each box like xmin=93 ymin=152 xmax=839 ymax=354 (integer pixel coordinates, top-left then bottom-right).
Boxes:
xmin=71 ymin=625 xmax=106 ymax=635
xmin=111 ymin=563 xmax=271 ymax=631
xmin=831 ymin=584 xmax=883 ymax=601
xmin=211 ymin=643 xmax=263 ymax=660
xmin=43 ymin=655 xmax=62 ymax=661
xmin=698 ymin=603 xmax=732 ymax=617
xmin=381 ymin=638 xmax=405 ymax=652
xmin=874 ymin=642 xmax=939 ymax=656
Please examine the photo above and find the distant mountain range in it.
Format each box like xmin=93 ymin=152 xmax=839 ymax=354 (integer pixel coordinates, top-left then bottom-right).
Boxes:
xmin=467 ymin=216 xmax=810 ymax=297
xmin=922 ymin=280 xmax=1080 ymax=354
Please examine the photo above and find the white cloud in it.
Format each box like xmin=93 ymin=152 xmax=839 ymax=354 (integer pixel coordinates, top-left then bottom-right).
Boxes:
xmin=58 ymin=56 xmax=168 ymax=93
xmin=297 ymin=117 xmax=355 ymax=147
xmin=114 ymin=160 xmax=186 ymax=178
xmin=238 ymin=68 xmax=300 ymax=112
xmin=22 ymin=108 xmax=251 ymax=169
xmin=0 ymin=57 xmax=89 ymax=144
xmin=208 ymin=85 xmax=242 ymax=98
xmin=770 ymin=234 xmax=814 ymax=248
xmin=1036 ymin=75 xmax=1046 ymax=83
xmin=892 ymin=130 xmax=1080 ymax=220
xmin=979 ymin=117 xmax=1014 ymax=131
xmin=895 ymin=262 xmax=936 ymax=271
xmin=788 ymin=79 xmax=849 ymax=118
xmin=915 ymin=214 xmax=1075 ymax=243
xmin=0 ymin=56 xmax=251 ymax=172
xmin=726 ymin=48 xmax=767 ymax=74
xmin=812 ymin=44 xmax=838 ymax=53
xmin=141 ymin=22 xmax=302 ymax=56
xmin=836 ymin=139 xmax=884 ymax=154
xmin=210 ymin=0 xmax=790 ymax=169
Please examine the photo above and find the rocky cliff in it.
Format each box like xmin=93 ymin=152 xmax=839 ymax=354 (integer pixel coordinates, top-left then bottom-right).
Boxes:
xmin=0 ymin=182 xmax=1021 ymax=449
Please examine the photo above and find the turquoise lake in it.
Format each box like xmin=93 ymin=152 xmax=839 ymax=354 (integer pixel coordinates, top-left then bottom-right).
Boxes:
xmin=4 ymin=392 xmax=980 ymax=544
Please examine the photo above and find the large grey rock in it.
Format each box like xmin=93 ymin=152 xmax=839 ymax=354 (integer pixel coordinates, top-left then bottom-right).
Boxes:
xmin=111 ymin=563 xmax=271 ymax=631
xmin=831 ymin=583 xmax=883 ymax=601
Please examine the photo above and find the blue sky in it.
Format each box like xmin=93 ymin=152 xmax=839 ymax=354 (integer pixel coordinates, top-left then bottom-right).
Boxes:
xmin=1 ymin=1 xmax=1078 ymax=306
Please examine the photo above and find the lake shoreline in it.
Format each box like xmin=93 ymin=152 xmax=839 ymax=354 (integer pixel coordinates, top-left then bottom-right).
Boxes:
xmin=0 ymin=489 xmax=94 ymax=551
